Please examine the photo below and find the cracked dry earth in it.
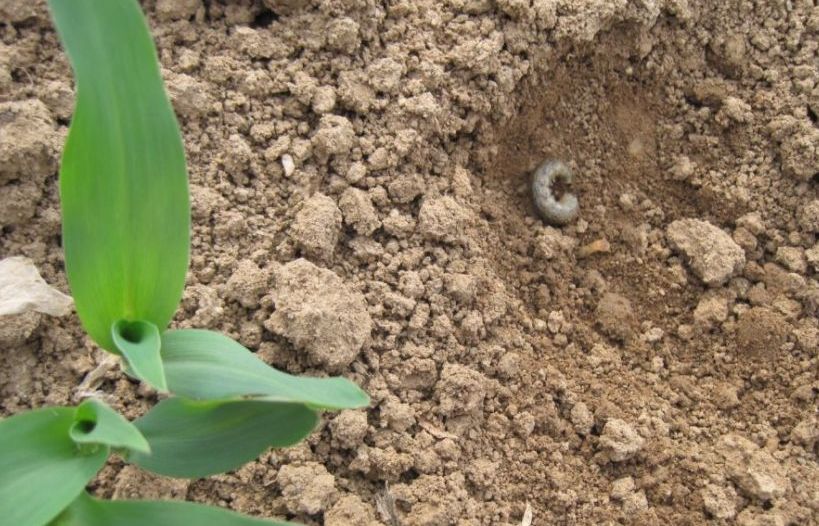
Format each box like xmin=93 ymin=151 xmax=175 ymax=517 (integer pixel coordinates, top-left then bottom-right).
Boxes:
xmin=1 ymin=0 xmax=818 ymax=524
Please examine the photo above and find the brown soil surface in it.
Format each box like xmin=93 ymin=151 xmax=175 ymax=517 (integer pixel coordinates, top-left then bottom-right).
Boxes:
xmin=2 ymin=0 xmax=818 ymax=524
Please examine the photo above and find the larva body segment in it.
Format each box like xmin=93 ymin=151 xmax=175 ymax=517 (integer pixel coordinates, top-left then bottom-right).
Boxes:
xmin=531 ymin=160 xmax=579 ymax=226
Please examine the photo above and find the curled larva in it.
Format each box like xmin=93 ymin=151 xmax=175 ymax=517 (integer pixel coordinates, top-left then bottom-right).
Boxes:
xmin=531 ymin=160 xmax=579 ymax=226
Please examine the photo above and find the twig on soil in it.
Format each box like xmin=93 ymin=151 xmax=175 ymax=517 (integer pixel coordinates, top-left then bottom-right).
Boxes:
xmin=521 ymin=502 xmax=533 ymax=526
xmin=74 ymin=354 xmax=118 ymax=401
xmin=375 ymin=482 xmax=401 ymax=526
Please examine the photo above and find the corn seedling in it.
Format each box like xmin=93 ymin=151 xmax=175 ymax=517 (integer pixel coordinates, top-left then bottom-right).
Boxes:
xmin=0 ymin=1 xmax=369 ymax=524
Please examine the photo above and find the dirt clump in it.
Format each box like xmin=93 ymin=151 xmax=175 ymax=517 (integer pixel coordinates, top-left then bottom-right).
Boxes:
xmin=266 ymin=258 xmax=371 ymax=372
xmin=595 ymin=292 xmax=637 ymax=342
xmin=0 ymin=99 xmax=57 ymax=227
xmin=598 ymin=418 xmax=645 ymax=463
xmin=735 ymin=307 xmax=789 ymax=358
xmin=289 ymin=193 xmax=342 ymax=262
xmin=667 ymin=218 xmax=746 ymax=287
xmin=277 ymin=462 xmax=338 ymax=515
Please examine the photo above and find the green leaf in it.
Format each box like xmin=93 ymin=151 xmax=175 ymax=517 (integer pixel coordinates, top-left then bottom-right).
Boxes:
xmin=112 ymin=319 xmax=167 ymax=392
xmin=0 ymin=408 xmax=108 ymax=526
xmin=52 ymin=492 xmax=293 ymax=526
xmin=161 ymin=329 xmax=370 ymax=410
xmin=48 ymin=0 xmax=190 ymax=352
xmin=70 ymin=398 xmax=150 ymax=454
xmin=128 ymin=398 xmax=319 ymax=478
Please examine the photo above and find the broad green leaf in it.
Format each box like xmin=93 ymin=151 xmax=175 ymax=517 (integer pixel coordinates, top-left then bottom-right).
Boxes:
xmin=0 ymin=408 xmax=108 ymax=526
xmin=162 ymin=329 xmax=370 ymax=410
xmin=70 ymin=398 xmax=150 ymax=454
xmin=128 ymin=398 xmax=319 ymax=478
xmin=112 ymin=319 xmax=167 ymax=392
xmin=51 ymin=492 xmax=292 ymax=526
xmin=49 ymin=0 xmax=190 ymax=352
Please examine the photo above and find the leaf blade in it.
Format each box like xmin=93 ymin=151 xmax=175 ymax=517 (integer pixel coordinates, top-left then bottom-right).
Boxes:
xmin=0 ymin=408 xmax=108 ymax=526
xmin=48 ymin=0 xmax=189 ymax=351
xmin=71 ymin=398 xmax=150 ymax=454
xmin=161 ymin=329 xmax=370 ymax=410
xmin=128 ymin=398 xmax=319 ymax=478
xmin=112 ymin=319 xmax=167 ymax=392
xmin=52 ymin=492 xmax=293 ymax=526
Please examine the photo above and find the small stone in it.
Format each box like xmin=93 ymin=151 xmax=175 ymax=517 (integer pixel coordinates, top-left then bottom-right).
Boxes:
xmin=366 ymin=57 xmax=404 ymax=93
xmin=290 ymin=193 xmax=342 ymax=261
xmin=609 ymin=476 xmax=648 ymax=512
xmin=779 ymin=125 xmax=819 ymax=181
xmin=577 ymin=238 xmax=610 ymax=258
xmin=37 ymin=80 xmax=74 ymax=120
xmin=281 ymin=154 xmax=295 ymax=177
xmin=667 ymin=219 xmax=745 ymax=286
xmin=599 ymin=418 xmax=644 ymax=462
xmin=0 ymin=257 xmax=72 ymax=317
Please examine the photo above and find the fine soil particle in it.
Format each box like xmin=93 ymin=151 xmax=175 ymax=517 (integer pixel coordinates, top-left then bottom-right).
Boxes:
xmin=2 ymin=1 xmax=818 ymax=525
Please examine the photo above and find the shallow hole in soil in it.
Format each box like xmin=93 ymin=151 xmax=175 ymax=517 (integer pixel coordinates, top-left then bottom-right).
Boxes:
xmin=474 ymin=42 xmax=714 ymax=331
xmin=251 ymin=8 xmax=279 ymax=28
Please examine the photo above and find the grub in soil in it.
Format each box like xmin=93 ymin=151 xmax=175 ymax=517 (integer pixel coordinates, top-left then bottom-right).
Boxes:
xmin=2 ymin=0 xmax=818 ymax=524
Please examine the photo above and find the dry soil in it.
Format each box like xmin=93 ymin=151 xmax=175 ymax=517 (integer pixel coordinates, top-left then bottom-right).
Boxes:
xmin=1 ymin=0 xmax=818 ymax=524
